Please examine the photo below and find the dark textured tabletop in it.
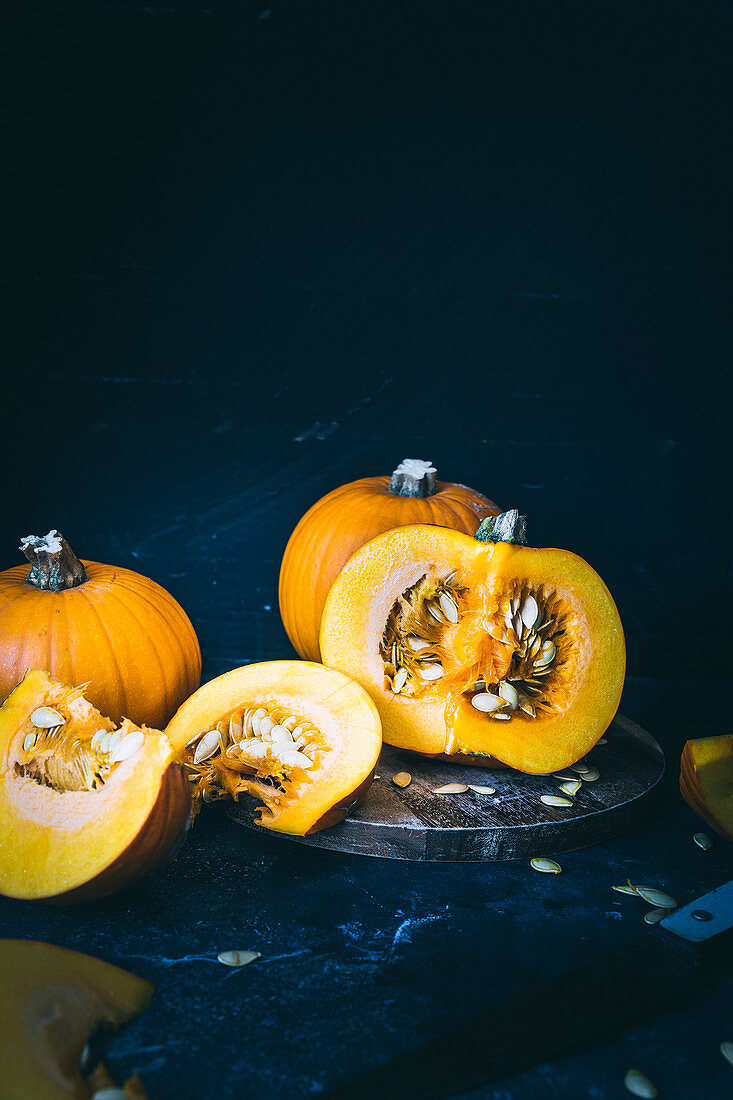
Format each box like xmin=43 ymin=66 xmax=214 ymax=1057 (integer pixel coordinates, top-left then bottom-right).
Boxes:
xmin=3 ymin=2 xmax=732 ymax=1097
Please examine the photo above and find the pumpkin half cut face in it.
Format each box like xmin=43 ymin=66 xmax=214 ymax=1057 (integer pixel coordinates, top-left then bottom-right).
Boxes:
xmin=165 ymin=660 xmax=382 ymax=835
xmin=0 ymin=669 xmax=192 ymax=903
xmin=320 ymin=511 xmax=625 ymax=775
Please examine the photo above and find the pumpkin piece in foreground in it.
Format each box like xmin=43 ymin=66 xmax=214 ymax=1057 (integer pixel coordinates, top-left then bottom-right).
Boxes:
xmin=320 ymin=510 xmax=625 ymax=775
xmin=165 ymin=660 xmax=381 ymax=834
xmin=680 ymin=734 xmax=733 ymax=842
xmin=0 ymin=669 xmax=192 ymax=903
xmin=0 ymin=530 xmax=201 ymax=729
xmin=0 ymin=938 xmax=152 ymax=1100
xmin=279 ymin=458 xmax=500 ymax=662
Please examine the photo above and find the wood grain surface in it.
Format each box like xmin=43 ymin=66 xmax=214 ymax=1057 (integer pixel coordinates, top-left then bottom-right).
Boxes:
xmin=220 ymin=715 xmax=665 ymax=860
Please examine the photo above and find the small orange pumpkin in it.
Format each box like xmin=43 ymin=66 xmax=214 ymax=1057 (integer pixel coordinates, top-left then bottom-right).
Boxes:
xmin=279 ymin=458 xmax=500 ymax=662
xmin=0 ymin=530 xmax=201 ymax=729
xmin=680 ymin=734 xmax=733 ymax=842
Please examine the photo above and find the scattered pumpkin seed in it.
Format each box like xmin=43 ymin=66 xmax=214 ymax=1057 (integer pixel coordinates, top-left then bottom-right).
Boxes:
xmin=598 ymin=737 xmax=608 ymax=744
xmin=612 ymin=881 xmax=639 ymax=896
xmin=559 ymin=779 xmax=581 ymax=797
xmin=635 ymin=886 xmax=677 ymax=909
xmin=540 ymin=794 xmax=572 ymax=807
xmin=693 ymin=832 xmax=713 ymax=851
xmin=644 ymin=908 xmax=671 ymax=925
xmin=570 ymin=763 xmax=589 ymax=775
xmin=392 ymin=771 xmax=412 ymax=788
xmin=530 ymin=857 xmax=562 ymax=874
xmin=624 ymin=1068 xmax=658 ymax=1098
xmin=468 ymin=784 xmax=496 ymax=795
xmin=30 ymin=706 xmax=64 ymax=729
xmin=553 ymin=773 xmax=576 ymax=781
xmin=581 ymin=766 xmax=599 ymax=781
xmin=217 ymin=949 xmax=261 ymax=967
xmin=720 ymin=1040 xmax=733 ymax=1066
xmin=433 ymin=783 xmax=468 ymax=794
xmin=92 ymin=1090 xmax=129 ymax=1100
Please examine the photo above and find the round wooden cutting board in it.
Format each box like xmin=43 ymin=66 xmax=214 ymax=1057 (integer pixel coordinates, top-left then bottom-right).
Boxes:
xmin=219 ymin=715 xmax=665 ymax=861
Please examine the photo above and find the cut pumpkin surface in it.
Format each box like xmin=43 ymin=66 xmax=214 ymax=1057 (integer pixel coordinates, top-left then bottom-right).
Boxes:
xmin=320 ymin=511 xmax=625 ymax=774
xmin=0 ymin=939 xmax=152 ymax=1100
xmin=680 ymin=734 xmax=733 ymax=841
xmin=165 ymin=660 xmax=382 ymax=834
xmin=0 ymin=670 xmax=191 ymax=902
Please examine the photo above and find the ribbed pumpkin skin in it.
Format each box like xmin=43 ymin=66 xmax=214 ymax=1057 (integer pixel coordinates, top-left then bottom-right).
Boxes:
xmin=0 ymin=561 xmax=201 ymax=728
xmin=279 ymin=476 xmax=499 ymax=662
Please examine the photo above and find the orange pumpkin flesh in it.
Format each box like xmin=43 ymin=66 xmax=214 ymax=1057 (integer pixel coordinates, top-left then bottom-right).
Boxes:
xmin=320 ymin=513 xmax=625 ymax=775
xmin=680 ymin=734 xmax=733 ymax=841
xmin=166 ymin=661 xmax=381 ymax=835
xmin=279 ymin=458 xmax=500 ymax=662
xmin=0 ymin=530 xmax=201 ymax=729
xmin=0 ymin=670 xmax=192 ymax=903
xmin=0 ymin=939 xmax=152 ymax=1100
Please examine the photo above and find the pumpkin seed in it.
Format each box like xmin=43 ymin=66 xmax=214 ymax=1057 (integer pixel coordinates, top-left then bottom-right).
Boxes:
xmin=407 ymin=635 xmax=430 ymax=652
xmin=559 ymin=779 xmax=581 ymax=797
xmin=30 ymin=707 xmax=64 ymax=729
xmin=492 ymin=712 xmax=512 ymax=720
xmin=217 ymin=949 xmax=261 ymax=967
xmin=519 ymin=700 xmax=536 ymax=717
xmin=498 ymin=681 xmax=519 ymax=707
xmin=521 ymin=595 xmax=539 ymax=629
xmin=468 ymin=784 xmax=495 ymax=794
xmin=270 ymin=724 xmax=294 ymax=745
xmin=438 ymin=592 xmax=459 ymax=623
xmin=259 ymin=716 xmax=274 ymax=738
xmin=553 ymin=773 xmax=576 ymax=781
xmin=541 ymin=795 xmax=572 ymax=807
xmin=433 ymin=783 xmax=468 ymax=794
xmin=229 ymin=717 xmax=243 ymax=740
xmin=581 ymin=766 xmax=599 ymax=781
xmin=693 ymin=832 xmax=713 ymax=851
xmin=643 ymin=908 xmax=671 ymax=925
xmin=392 ymin=771 xmax=412 ymax=788
xmin=624 ymin=1068 xmax=658 ymax=1098
xmin=184 ymin=729 xmax=205 ymax=748
xmin=471 ymin=692 xmax=504 ymax=713
xmin=193 ymin=730 xmax=222 ymax=764
xmin=635 ymin=887 xmax=677 ymax=909
xmin=427 ymin=601 xmax=444 ymax=623
xmin=612 ymin=881 xmax=639 ymax=896
xmin=392 ymin=667 xmax=408 ymax=694
xmin=278 ymin=749 xmax=313 ymax=770
xmin=92 ymin=1090 xmax=130 ymax=1100
xmin=109 ymin=730 xmax=144 ymax=764
xmin=720 ymin=1041 xmax=733 ymax=1067
xmin=598 ymin=737 xmax=608 ymax=744
xmin=22 ymin=732 xmax=37 ymax=752
xmin=530 ymin=857 xmax=562 ymax=874
xmin=570 ymin=763 xmax=589 ymax=774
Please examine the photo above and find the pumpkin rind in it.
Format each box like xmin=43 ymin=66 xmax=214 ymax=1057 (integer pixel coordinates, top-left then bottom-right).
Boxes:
xmin=0 ymin=669 xmax=192 ymax=903
xmin=278 ymin=465 xmax=499 ymax=662
xmin=680 ymin=734 xmax=733 ymax=842
xmin=166 ymin=660 xmax=382 ymax=835
xmin=0 ymin=544 xmax=202 ymax=729
xmin=320 ymin=521 xmax=625 ymax=774
xmin=0 ymin=939 xmax=152 ymax=1100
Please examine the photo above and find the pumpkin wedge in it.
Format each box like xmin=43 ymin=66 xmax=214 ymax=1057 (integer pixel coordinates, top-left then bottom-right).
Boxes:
xmin=166 ymin=661 xmax=381 ymax=834
xmin=320 ymin=510 xmax=625 ymax=774
xmin=680 ymin=734 xmax=733 ymax=842
xmin=0 ymin=939 xmax=152 ymax=1100
xmin=0 ymin=670 xmax=192 ymax=903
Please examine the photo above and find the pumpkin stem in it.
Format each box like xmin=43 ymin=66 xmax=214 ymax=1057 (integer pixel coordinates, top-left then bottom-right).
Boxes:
xmin=389 ymin=458 xmax=438 ymax=498
xmin=20 ymin=530 xmax=88 ymax=591
xmin=474 ymin=509 xmax=527 ymax=545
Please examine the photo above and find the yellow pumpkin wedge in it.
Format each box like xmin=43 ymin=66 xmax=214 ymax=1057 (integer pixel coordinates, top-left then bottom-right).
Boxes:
xmin=0 ymin=670 xmax=192 ymax=903
xmin=320 ymin=510 xmax=625 ymax=774
xmin=680 ymin=734 xmax=733 ymax=842
xmin=0 ymin=939 xmax=152 ymax=1100
xmin=166 ymin=661 xmax=381 ymax=835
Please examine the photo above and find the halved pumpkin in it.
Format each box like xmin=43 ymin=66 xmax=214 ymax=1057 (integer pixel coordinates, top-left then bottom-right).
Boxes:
xmin=0 ymin=938 xmax=152 ymax=1100
xmin=320 ymin=510 xmax=625 ymax=774
xmin=680 ymin=734 xmax=733 ymax=841
xmin=0 ymin=669 xmax=192 ymax=903
xmin=165 ymin=661 xmax=382 ymax=835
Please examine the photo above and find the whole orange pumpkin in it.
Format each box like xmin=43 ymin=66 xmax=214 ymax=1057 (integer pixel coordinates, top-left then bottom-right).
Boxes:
xmin=279 ymin=459 xmax=500 ymax=661
xmin=0 ymin=530 xmax=201 ymax=728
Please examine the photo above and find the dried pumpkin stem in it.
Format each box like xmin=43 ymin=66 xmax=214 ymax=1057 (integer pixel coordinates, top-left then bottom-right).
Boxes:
xmin=20 ymin=530 xmax=87 ymax=591
xmin=474 ymin=509 xmax=527 ymax=545
xmin=389 ymin=458 xmax=438 ymax=498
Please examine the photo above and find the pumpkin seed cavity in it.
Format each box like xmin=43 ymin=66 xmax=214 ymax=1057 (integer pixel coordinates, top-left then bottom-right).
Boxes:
xmin=14 ymin=707 xmax=142 ymax=794
xmin=380 ymin=574 xmax=573 ymax=725
xmin=182 ymin=703 xmax=323 ymax=814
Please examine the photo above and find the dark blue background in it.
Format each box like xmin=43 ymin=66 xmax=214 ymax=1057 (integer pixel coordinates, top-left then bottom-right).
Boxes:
xmin=2 ymin=2 xmax=732 ymax=1097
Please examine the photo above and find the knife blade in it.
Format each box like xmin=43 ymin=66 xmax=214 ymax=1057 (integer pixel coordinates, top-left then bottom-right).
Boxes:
xmin=322 ymin=880 xmax=733 ymax=1100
